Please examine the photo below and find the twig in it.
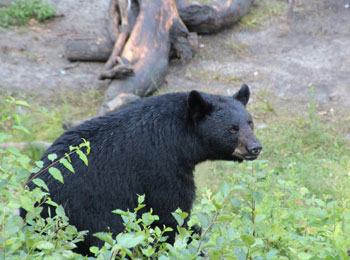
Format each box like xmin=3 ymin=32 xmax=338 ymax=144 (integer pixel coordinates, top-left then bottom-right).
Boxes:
xmin=23 ymin=149 xmax=77 ymax=188
xmin=197 ymin=211 xmax=220 ymax=253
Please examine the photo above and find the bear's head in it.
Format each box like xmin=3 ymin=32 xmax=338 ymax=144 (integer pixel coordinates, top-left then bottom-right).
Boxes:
xmin=187 ymin=84 xmax=262 ymax=162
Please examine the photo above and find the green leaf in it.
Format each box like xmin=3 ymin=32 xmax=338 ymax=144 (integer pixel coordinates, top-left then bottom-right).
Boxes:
xmin=255 ymin=214 xmax=266 ymax=223
xmin=112 ymin=209 xmax=129 ymax=216
xmin=56 ymin=205 xmax=65 ymax=217
xmin=220 ymin=182 xmax=231 ymax=197
xmin=15 ymin=100 xmax=30 ymax=107
xmin=232 ymin=185 xmax=245 ymax=191
xmin=35 ymin=160 xmax=44 ymax=168
xmin=172 ymin=212 xmax=184 ymax=226
xmin=45 ymin=199 xmax=58 ymax=207
xmin=65 ymin=225 xmax=78 ymax=235
xmin=6 ymin=147 xmax=21 ymax=156
xmin=142 ymin=212 xmax=159 ymax=226
xmin=116 ymin=233 xmax=145 ymax=248
xmin=48 ymin=167 xmax=64 ymax=183
xmin=217 ymin=214 xmax=233 ymax=221
xmin=231 ymin=198 xmax=242 ymax=208
xmin=18 ymin=155 xmax=30 ymax=169
xmin=175 ymin=209 xmax=188 ymax=220
xmin=197 ymin=213 xmax=210 ymax=229
xmin=241 ymin=234 xmax=255 ymax=246
xmin=252 ymin=191 xmax=264 ymax=204
xmin=297 ymin=253 xmax=313 ymax=259
xmin=138 ymin=194 xmax=145 ymax=204
xmin=266 ymin=249 xmax=279 ymax=260
xmin=20 ymin=196 xmax=34 ymax=213
xmin=12 ymin=125 xmax=30 ymax=134
xmin=47 ymin=153 xmax=57 ymax=162
xmin=35 ymin=241 xmax=54 ymax=250
xmin=141 ymin=246 xmax=156 ymax=257
xmin=76 ymin=149 xmax=88 ymax=166
xmin=213 ymin=200 xmax=223 ymax=210
xmin=94 ymin=232 xmax=114 ymax=245
xmin=90 ymin=246 xmax=99 ymax=254
xmin=59 ymin=158 xmax=74 ymax=173
xmin=32 ymin=178 xmax=49 ymax=191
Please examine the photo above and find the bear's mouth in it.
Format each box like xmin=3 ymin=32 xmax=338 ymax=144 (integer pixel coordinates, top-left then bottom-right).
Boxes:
xmin=232 ymin=152 xmax=259 ymax=161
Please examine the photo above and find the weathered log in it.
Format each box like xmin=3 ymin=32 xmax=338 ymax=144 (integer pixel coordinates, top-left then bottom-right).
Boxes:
xmin=64 ymin=32 xmax=198 ymax=62
xmin=65 ymin=38 xmax=114 ymax=62
xmin=178 ymin=0 xmax=255 ymax=34
xmin=100 ymin=0 xmax=192 ymax=114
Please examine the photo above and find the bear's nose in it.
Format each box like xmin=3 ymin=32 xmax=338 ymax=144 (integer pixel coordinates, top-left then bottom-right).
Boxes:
xmin=248 ymin=143 xmax=262 ymax=156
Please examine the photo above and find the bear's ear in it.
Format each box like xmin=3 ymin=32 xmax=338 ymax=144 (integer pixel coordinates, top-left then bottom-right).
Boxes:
xmin=233 ymin=84 xmax=250 ymax=106
xmin=187 ymin=90 xmax=212 ymax=120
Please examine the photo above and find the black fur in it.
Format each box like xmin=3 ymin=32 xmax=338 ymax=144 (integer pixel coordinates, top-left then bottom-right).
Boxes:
xmin=22 ymin=85 xmax=261 ymax=255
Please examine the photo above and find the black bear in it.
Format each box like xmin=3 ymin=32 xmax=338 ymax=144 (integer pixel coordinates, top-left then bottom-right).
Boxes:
xmin=23 ymin=84 xmax=261 ymax=255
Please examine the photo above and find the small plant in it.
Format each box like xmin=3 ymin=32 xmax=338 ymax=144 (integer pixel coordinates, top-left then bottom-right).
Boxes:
xmin=0 ymin=0 xmax=55 ymax=28
xmin=0 ymin=97 xmax=88 ymax=258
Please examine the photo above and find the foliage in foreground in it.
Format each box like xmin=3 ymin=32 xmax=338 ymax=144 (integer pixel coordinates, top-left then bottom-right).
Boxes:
xmin=0 ymin=0 xmax=55 ymax=28
xmin=1 ymin=98 xmax=350 ymax=259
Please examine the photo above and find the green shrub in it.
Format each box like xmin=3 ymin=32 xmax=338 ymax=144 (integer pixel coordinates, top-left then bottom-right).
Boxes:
xmin=0 ymin=97 xmax=87 ymax=259
xmin=0 ymin=0 xmax=55 ymax=28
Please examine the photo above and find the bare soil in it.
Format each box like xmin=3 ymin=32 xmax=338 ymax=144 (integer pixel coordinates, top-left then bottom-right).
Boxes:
xmin=0 ymin=0 xmax=349 ymax=114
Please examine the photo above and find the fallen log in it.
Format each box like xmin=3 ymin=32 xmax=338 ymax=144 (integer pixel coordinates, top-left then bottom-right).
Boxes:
xmin=178 ymin=0 xmax=255 ymax=34
xmin=65 ymin=37 xmax=114 ymax=62
xmin=65 ymin=33 xmax=198 ymax=62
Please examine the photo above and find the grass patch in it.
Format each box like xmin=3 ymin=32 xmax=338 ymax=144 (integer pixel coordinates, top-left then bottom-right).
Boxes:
xmin=239 ymin=0 xmax=287 ymax=29
xmin=0 ymin=0 xmax=55 ymax=28
xmin=0 ymin=89 xmax=102 ymax=159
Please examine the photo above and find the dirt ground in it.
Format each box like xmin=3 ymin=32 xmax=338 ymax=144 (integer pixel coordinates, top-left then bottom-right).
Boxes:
xmin=0 ymin=0 xmax=349 ymax=114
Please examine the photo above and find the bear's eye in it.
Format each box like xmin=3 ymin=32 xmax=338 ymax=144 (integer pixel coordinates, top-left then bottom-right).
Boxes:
xmin=248 ymin=121 xmax=254 ymax=129
xmin=230 ymin=125 xmax=239 ymax=133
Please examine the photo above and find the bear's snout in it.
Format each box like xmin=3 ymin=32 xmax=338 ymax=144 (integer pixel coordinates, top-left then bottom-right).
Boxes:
xmin=247 ymin=142 xmax=262 ymax=157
